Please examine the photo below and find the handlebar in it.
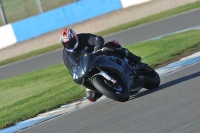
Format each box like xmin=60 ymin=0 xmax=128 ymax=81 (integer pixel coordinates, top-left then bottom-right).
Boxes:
xmin=92 ymin=47 xmax=114 ymax=55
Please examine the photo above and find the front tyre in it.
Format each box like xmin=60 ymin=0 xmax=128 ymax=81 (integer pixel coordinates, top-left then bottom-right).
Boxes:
xmin=92 ymin=75 xmax=130 ymax=102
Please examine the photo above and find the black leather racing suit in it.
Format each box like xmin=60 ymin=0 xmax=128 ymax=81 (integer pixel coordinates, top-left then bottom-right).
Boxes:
xmin=62 ymin=33 xmax=141 ymax=101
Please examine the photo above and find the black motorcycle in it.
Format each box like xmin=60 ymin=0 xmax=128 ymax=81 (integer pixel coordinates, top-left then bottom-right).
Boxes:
xmin=69 ymin=48 xmax=160 ymax=102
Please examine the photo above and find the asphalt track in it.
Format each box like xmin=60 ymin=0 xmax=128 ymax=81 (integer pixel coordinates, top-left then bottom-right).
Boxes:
xmin=18 ymin=61 xmax=200 ymax=133
xmin=1 ymin=9 xmax=200 ymax=133
xmin=1 ymin=9 xmax=200 ymax=80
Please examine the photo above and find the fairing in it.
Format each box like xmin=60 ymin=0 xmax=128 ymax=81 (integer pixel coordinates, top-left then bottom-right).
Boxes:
xmin=69 ymin=50 xmax=135 ymax=90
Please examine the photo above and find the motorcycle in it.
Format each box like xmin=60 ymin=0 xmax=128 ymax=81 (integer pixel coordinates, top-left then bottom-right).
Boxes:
xmin=69 ymin=48 xmax=160 ymax=102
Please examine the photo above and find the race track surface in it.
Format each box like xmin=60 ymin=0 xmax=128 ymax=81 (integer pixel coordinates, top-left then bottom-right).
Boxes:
xmin=1 ymin=9 xmax=200 ymax=133
xmin=19 ymin=61 xmax=200 ymax=133
xmin=1 ymin=9 xmax=200 ymax=80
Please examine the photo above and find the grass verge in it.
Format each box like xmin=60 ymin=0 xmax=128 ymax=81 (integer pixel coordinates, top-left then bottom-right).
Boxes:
xmin=1 ymin=29 xmax=200 ymax=129
xmin=1 ymin=1 xmax=200 ymax=66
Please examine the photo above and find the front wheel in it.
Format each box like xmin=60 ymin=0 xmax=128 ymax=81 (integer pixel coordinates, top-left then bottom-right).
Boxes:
xmin=142 ymin=66 xmax=160 ymax=89
xmin=92 ymin=75 xmax=130 ymax=102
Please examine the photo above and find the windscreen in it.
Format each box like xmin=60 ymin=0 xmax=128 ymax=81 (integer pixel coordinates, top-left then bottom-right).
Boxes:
xmin=69 ymin=50 xmax=83 ymax=66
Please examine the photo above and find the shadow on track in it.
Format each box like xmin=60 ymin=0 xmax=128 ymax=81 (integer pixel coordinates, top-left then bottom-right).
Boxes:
xmin=129 ymin=71 xmax=200 ymax=100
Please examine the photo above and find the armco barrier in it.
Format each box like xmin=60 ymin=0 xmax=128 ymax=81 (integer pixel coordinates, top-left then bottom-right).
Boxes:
xmin=0 ymin=0 xmax=151 ymax=50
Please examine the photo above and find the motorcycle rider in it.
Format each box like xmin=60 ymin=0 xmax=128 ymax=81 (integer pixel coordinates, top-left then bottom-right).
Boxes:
xmin=60 ymin=28 xmax=141 ymax=102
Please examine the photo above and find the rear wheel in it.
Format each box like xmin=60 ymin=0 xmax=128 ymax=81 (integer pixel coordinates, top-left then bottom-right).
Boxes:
xmin=92 ymin=75 xmax=130 ymax=102
xmin=142 ymin=66 xmax=160 ymax=89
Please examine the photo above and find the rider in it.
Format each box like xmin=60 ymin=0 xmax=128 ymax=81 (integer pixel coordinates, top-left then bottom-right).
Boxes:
xmin=60 ymin=28 xmax=141 ymax=102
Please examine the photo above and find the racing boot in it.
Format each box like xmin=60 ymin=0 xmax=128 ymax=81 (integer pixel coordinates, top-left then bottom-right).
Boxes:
xmin=121 ymin=49 xmax=145 ymax=89
xmin=86 ymin=89 xmax=103 ymax=102
xmin=125 ymin=49 xmax=141 ymax=66
xmin=113 ymin=47 xmax=141 ymax=65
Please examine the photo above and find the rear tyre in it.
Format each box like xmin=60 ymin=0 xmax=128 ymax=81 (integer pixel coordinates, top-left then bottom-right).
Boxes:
xmin=142 ymin=66 xmax=160 ymax=89
xmin=92 ymin=75 xmax=130 ymax=102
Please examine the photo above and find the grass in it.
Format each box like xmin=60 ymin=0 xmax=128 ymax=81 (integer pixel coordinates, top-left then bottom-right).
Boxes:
xmin=1 ymin=0 xmax=200 ymax=130
xmin=1 ymin=1 xmax=200 ymax=66
xmin=0 ymin=64 xmax=85 ymax=128
xmin=126 ymin=30 xmax=200 ymax=68
xmin=0 ymin=29 xmax=200 ymax=129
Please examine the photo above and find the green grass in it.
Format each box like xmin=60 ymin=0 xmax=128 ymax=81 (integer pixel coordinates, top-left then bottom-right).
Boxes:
xmin=0 ymin=64 xmax=85 ymax=128
xmin=1 ymin=1 xmax=200 ymax=66
xmin=0 ymin=29 xmax=200 ymax=129
xmin=127 ymin=30 xmax=200 ymax=68
xmin=1 ymin=0 xmax=200 ymax=129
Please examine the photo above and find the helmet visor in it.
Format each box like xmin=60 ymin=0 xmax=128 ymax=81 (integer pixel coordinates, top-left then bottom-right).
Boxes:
xmin=63 ymin=37 xmax=76 ymax=50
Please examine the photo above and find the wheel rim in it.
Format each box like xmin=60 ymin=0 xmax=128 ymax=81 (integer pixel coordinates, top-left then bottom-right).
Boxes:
xmin=103 ymin=79 xmax=126 ymax=94
xmin=92 ymin=75 xmax=130 ymax=102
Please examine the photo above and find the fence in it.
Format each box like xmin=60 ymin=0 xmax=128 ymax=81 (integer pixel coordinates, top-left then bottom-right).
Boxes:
xmin=0 ymin=0 xmax=75 ymax=26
